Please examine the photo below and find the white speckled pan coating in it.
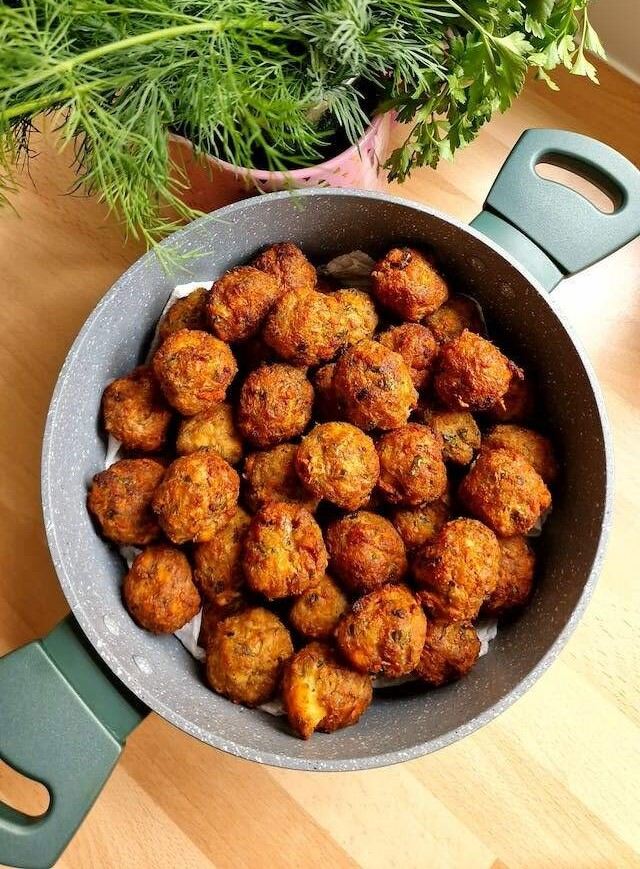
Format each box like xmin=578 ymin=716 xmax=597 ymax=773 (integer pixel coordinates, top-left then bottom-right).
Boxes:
xmin=41 ymin=189 xmax=613 ymax=771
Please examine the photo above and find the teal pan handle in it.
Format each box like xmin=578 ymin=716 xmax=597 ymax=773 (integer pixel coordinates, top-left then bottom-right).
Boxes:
xmin=0 ymin=617 xmax=147 ymax=868
xmin=470 ymin=128 xmax=640 ymax=291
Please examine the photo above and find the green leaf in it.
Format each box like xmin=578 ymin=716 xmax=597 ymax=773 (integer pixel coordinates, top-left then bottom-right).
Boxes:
xmin=524 ymin=0 xmax=554 ymax=23
xmin=572 ymin=51 xmax=600 ymax=83
xmin=584 ymin=19 xmax=606 ymax=59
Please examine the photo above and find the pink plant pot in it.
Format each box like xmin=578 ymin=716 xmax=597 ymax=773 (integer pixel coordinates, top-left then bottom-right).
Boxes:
xmin=168 ymin=113 xmax=395 ymax=213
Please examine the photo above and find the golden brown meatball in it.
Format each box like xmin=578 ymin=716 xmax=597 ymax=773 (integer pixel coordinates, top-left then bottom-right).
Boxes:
xmin=252 ymin=242 xmax=317 ymax=294
xmin=427 ymin=409 xmax=481 ymax=465
xmin=176 ymin=402 xmax=243 ymax=465
xmin=332 ymin=288 xmax=379 ymax=349
xmin=243 ymin=502 xmax=327 ymax=599
xmin=378 ymin=323 xmax=438 ymax=390
xmin=313 ymin=363 xmax=339 ymax=421
xmin=101 ymin=366 xmax=172 ymax=452
xmin=206 ymin=266 xmax=282 ymax=342
xmin=295 ymin=422 xmax=379 ymax=511
xmin=458 ymin=447 xmax=552 ymax=537
xmin=289 ymin=574 xmax=348 ymax=640
xmin=426 ymin=295 xmax=483 ymax=344
xmin=332 ymin=339 xmax=418 ymax=431
xmin=336 ymin=584 xmax=427 ymax=677
xmin=152 ymin=451 xmax=239 ymax=544
xmin=482 ymin=424 xmax=557 ymax=483
xmin=433 ymin=330 xmax=520 ymax=412
xmin=263 ymin=289 xmax=342 ymax=366
xmin=412 ymin=518 xmax=500 ymax=621
xmin=376 ymin=423 xmax=447 ymax=506
xmin=87 ymin=458 xmax=164 ymax=545
xmin=158 ymin=288 xmax=208 ymax=344
xmin=325 ymin=511 xmax=407 ymax=593
xmin=283 ymin=642 xmax=372 ymax=738
xmin=371 ymin=247 xmax=449 ymax=321
xmin=391 ymin=497 xmax=450 ymax=550
xmin=152 ymin=329 xmax=237 ymax=416
xmin=192 ymin=507 xmax=251 ymax=606
xmin=123 ymin=545 xmax=201 ymax=633
xmin=415 ymin=621 xmax=480 ymax=686
xmin=237 ymin=364 xmax=313 ymax=448
xmin=242 ymin=443 xmax=320 ymax=513
xmin=206 ymin=607 xmax=293 ymax=706
xmin=198 ymin=597 xmax=247 ymax=650
xmin=483 ymin=536 xmax=536 ymax=616
xmin=486 ymin=373 xmax=535 ymax=422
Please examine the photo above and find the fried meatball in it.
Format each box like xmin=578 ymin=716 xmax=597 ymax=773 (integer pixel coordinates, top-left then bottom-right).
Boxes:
xmin=87 ymin=458 xmax=164 ymax=545
xmin=123 ymin=545 xmax=201 ymax=633
xmin=486 ymin=373 xmax=535 ymax=422
xmin=426 ymin=295 xmax=483 ymax=344
xmin=206 ymin=607 xmax=293 ymax=706
xmin=434 ymin=330 xmax=520 ymax=412
xmin=152 ymin=451 xmax=239 ymax=544
xmin=313 ymin=363 xmax=339 ymax=421
xmin=336 ymin=584 xmax=427 ymax=677
xmin=333 ymin=339 xmax=418 ymax=431
xmin=332 ymin=288 xmax=378 ymax=349
xmin=459 ymin=447 xmax=552 ymax=537
xmin=192 ymin=507 xmax=251 ymax=606
xmin=243 ymin=502 xmax=327 ymax=599
xmin=176 ymin=402 xmax=243 ymax=465
xmin=482 ymin=424 xmax=557 ymax=483
xmin=158 ymin=288 xmax=208 ymax=344
xmin=252 ymin=242 xmax=317 ymax=294
xmin=152 ymin=329 xmax=237 ymax=416
xmin=391 ymin=498 xmax=450 ymax=550
xmin=325 ymin=511 xmax=407 ymax=593
xmin=283 ymin=642 xmax=372 ymax=738
xmin=289 ymin=574 xmax=348 ymax=640
xmin=412 ymin=518 xmax=500 ymax=621
xmin=101 ymin=366 xmax=172 ymax=452
xmin=263 ymin=289 xmax=342 ymax=366
xmin=243 ymin=443 xmax=319 ymax=513
xmin=198 ymin=597 xmax=247 ymax=650
xmin=483 ymin=535 xmax=536 ymax=616
xmin=206 ymin=266 xmax=282 ymax=342
xmin=415 ymin=621 xmax=480 ymax=686
xmin=427 ymin=409 xmax=481 ymax=465
xmin=237 ymin=364 xmax=313 ymax=448
xmin=378 ymin=323 xmax=438 ymax=390
xmin=295 ymin=422 xmax=379 ymax=511
xmin=371 ymin=247 xmax=449 ymax=321
xmin=376 ymin=424 xmax=447 ymax=506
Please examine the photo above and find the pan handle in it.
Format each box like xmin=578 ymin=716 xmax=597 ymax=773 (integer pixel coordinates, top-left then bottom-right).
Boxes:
xmin=0 ymin=616 xmax=147 ymax=868
xmin=470 ymin=128 xmax=640 ymax=291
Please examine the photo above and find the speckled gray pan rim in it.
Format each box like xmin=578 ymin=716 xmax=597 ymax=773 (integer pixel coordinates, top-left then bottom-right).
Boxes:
xmin=41 ymin=187 xmax=614 ymax=772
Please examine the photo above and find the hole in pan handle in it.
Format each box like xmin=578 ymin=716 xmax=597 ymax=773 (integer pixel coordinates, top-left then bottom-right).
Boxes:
xmin=0 ymin=617 xmax=146 ymax=868
xmin=470 ymin=128 xmax=640 ymax=292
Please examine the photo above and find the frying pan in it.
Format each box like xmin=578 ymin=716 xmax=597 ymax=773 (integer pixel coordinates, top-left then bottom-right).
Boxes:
xmin=1 ymin=129 xmax=639 ymax=868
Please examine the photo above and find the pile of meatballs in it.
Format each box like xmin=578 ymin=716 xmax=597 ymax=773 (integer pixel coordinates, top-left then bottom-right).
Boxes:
xmin=87 ymin=242 xmax=557 ymax=740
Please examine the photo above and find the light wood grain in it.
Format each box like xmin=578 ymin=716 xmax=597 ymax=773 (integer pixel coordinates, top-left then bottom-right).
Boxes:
xmin=1 ymin=63 xmax=639 ymax=869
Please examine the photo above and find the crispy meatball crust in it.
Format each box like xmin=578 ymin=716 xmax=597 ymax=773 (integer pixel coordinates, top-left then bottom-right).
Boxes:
xmin=486 ymin=373 xmax=535 ymax=422
xmin=101 ymin=366 xmax=172 ymax=452
xmin=415 ymin=621 xmax=480 ymax=686
xmin=289 ymin=574 xmax=348 ymax=640
xmin=313 ymin=363 xmax=339 ymax=421
xmin=426 ymin=295 xmax=483 ymax=344
xmin=243 ymin=443 xmax=320 ymax=513
xmin=336 ymin=584 xmax=427 ymax=677
xmin=371 ymin=247 xmax=449 ymax=321
xmin=252 ymin=242 xmax=317 ymax=294
xmin=237 ymin=363 xmax=314 ymax=448
xmin=88 ymin=458 xmax=164 ymax=545
xmin=376 ymin=423 xmax=447 ymax=506
xmin=483 ymin=535 xmax=536 ymax=616
xmin=176 ymin=402 xmax=243 ymax=465
xmin=412 ymin=518 xmax=501 ymax=621
xmin=158 ymin=288 xmax=208 ymax=344
xmin=263 ymin=289 xmax=342 ymax=366
xmin=152 ymin=451 xmax=239 ymax=544
xmin=283 ymin=642 xmax=373 ymax=738
xmin=206 ymin=607 xmax=293 ymax=706
xmin=482 ymin=424 xmax=557 ymax=483
xmin=459 ymin=447 xmax=552 ymax=537
xmin=427 ymin=409 xmax=481 ymax=465
xmin=152 ymin=329 xmax=237 ymax=416
xmin=123 ymin=545 xmax=201 ymax=633
xmin=332 ymin=288 xmax=379 ymax=349
xmin=333 ymin=339 xmax=418 ymax=431
xmin=295 ymin=422 xmax=380 ymax=511
xmin=434 ymin=330 xmax=519 ymax=412
xmin=378 ymin=323 xmax=438 ymax=390
xmin=243 ymin=502 xmax=327 ymax=599
xmin=391 ymin=498 xmax=450 ymax=550
xmin=325 ymin=511 xmax=407 ymax=593
xmin=192 ymin=506 xmax=251 ymax=606
xmin=206 ymin=266 xmax=282 ymax=342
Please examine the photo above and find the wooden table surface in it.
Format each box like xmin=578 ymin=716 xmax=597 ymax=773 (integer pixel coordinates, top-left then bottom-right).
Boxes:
xmin=0 ymin=64 xmax=638 ymax=868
